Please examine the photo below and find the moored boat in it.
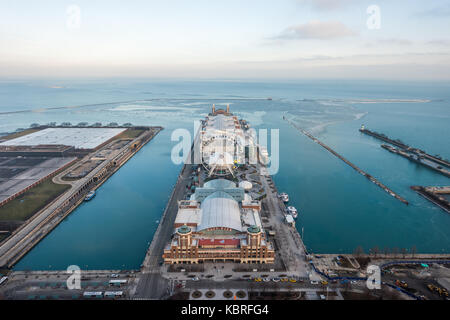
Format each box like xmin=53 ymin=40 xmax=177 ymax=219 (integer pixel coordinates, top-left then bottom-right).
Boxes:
xmin=279 ymin=192 xmax=289 ymax=203
xmin=84 ymin=190 xmax=96 ymax=201
xmin=286 ymin=206 xmax=298 ymax=218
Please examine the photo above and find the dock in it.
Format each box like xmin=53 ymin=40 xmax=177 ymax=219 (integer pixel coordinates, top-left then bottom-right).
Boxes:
xmin=411 ymin=186 xmax=450 ymax=214
xmin=360 ymin=127 xmax=450 ymax=171
xmin=382 ymin=144 xmax=450 ymax=178
xmin=284 ymin=117 xmax=409 ymax=205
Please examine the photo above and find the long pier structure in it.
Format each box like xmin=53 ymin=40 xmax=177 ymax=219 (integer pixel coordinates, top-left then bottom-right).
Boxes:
xmin=135 ymin=106 xmax=309 ymax=298
xmin=360 ymin=127 xmax=450 ymax=171
xmin=411 ymin=186 xmax=450 ymax=214
xmin=382 ymin=144 xmax=450 ymax=178
xmin=0 ymin=127 xmax=162 ymax=268
xmin=284 ymin=117 xmax=409 ymax=205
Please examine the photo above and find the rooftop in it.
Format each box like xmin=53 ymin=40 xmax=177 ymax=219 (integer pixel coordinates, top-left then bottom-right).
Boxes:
xmin=177 ymin=225 xmax=191 ymax=234
xmin=197 ymin=191 xmax=242 ymax=233
xmin=247 ymin=225 xmax=261 ymax=234
xmin=0 ymin=128 xmax=126 ymax=149
xmin=203 ymin=178 xmax=236 ymax=189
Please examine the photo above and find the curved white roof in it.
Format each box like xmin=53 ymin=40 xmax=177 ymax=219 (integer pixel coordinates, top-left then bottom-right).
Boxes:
xmin=209 ymin=114 xmax=235 ymax=131
xmin=239 ymin=181 xmax=252 ymax=190
xmin=0 ymin=128 xmax=126 ymax=149
xmin=197 ymin=191 xmax=242 ymax=232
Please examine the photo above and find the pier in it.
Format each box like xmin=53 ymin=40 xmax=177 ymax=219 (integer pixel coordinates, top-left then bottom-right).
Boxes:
xmin=284 ymin=117 xmax=409 ymax=205
xmin=382 ymin=144 xmax=450 ymax=178
xmin=0 ymin=127 xmax=162 ymax=268
xmin=360 ymin=127 xmax=450 ymax=171
xmin=411 ymin=186 xmax=450 ymax=214
xmin=135 ymin=108 xmax=310 ymax=299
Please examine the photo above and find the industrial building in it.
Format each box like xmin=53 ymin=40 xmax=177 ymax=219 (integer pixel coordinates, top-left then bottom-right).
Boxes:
xmin=0 ymin=127 xmax=129 ymax=206
xmin=0 ymin=128 xmax=126 ymax=150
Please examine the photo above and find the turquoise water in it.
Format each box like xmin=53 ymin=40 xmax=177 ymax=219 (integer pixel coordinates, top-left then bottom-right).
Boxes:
xmin=0 ymin=79 xmax=448 ymax=270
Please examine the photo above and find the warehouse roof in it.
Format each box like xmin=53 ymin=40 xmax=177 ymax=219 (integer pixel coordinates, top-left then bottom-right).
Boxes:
xmin=197 ymin=191 xmax=242 ymax=233
xmin=0 ymin=128 xmax=126 ymax=149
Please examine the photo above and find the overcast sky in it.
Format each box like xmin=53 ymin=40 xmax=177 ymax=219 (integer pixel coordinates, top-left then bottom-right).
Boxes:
xmin=1 ymin=0 xmax=450 ymax=80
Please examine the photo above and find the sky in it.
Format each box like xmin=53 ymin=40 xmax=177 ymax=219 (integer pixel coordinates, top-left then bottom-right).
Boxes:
xmin=1 ymin=0 xmax=450 ymax=80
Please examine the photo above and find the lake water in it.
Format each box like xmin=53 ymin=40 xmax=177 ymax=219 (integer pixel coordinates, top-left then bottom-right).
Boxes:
xmin=0 ymin=79 xmax=448 ymax=270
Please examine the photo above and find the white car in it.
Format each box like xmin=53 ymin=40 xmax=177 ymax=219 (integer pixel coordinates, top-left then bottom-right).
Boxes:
xmin=272 ymin=278 xmax=281 ymax=282
xmin=310 ymin=280 xmax=319 ymax=285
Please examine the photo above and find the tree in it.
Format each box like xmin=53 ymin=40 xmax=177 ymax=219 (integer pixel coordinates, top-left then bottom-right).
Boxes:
xmin=391 ymin=247 xmax=399 ymax=258
xmin=353 ymin=246 xmax=364 ymax=257
xmin=371 ymin=246 xmax=380 ymax=258
xmin=383 ymin=247 xmax=390 ymax=258
xmin=410 ymin=245 xmax=417 ymax=258
xmin=401 ymin=248 xmax=408 ymax=258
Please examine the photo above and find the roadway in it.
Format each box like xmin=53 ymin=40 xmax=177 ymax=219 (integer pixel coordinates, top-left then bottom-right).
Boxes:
xmin=134 ymin=162 xmax=193 ymax=299
xmin=258 ymin=166 xmax=310 ymax=278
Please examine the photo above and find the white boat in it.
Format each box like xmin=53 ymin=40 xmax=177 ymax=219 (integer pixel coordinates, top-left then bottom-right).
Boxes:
xmin=286 ymin=206 xmax=298 ymax=219
xmin=84 ymin=190 xmax=96 ymax=201
xmin=279 ymin=192 xmax=289 ymax=203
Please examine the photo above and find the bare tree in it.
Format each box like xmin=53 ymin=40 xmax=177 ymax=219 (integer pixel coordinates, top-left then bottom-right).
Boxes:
xmin=353 ymin=246 xmax=364 ymax=257
xmin=371 ymin=246 xmax=380 ymax=258
xmin=401 ymin=248 xmax=408 ymax=258
xmin=392 ymin=247 xmax=399 ymax=258
xmin=383 ymin=247 xmax=390 ymax=258
xmin=410 ymin=245 xmax=417 ymax=258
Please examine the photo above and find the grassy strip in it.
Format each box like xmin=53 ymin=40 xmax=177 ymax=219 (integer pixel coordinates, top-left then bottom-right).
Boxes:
xmin=115 ymin=128 xmax=145 ymax=140
xmin=0 ymin=180 xmax=71 ymax=221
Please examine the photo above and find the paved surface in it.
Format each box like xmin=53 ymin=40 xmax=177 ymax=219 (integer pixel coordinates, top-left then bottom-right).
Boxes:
xmin=0 ymin=270 xmax=136 ymax=300
xmin=0 ymin=157 xmax=76 ymax=202
xmin=259 ymin=166 xmax=310 ymax=279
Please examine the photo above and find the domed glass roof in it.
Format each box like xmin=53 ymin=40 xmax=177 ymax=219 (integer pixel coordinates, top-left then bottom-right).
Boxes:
xmin=204 ymin=179 xmax=236 ymax=189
